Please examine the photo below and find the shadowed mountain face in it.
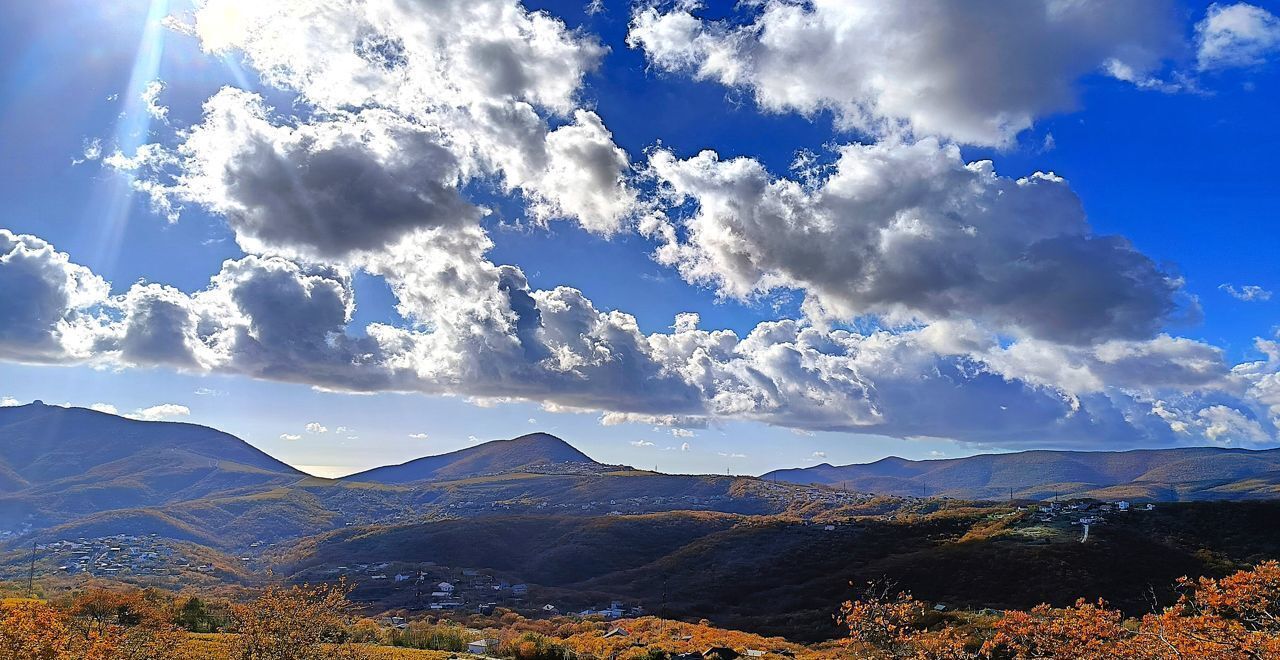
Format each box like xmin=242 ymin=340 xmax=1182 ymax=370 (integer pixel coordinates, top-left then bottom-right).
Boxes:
xmin=343 ymin=432 xmax=600 ymax=484
xmin=0 ymin=402 xmax=303 ymax=525
xmin=763 ymin=447 xmax=1280 ymax=501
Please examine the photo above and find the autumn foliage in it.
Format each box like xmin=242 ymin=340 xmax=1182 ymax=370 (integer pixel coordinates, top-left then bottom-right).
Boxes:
xmin=839 ymin=561 xmax=1280 ymax=659
xmin=230 ymin=580 xmax=367 ymax=660
xmin=6 ymin=562 xmax=1280 ymax=659
xmin=0 ymin=587 xmax=183 ymax=659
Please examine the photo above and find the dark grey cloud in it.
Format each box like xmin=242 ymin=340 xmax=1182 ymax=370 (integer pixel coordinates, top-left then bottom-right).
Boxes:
xmin=647 ymin=140 xmax=1186 ymax=344
xmin=150 ymin=90 xmax=477 ymax=260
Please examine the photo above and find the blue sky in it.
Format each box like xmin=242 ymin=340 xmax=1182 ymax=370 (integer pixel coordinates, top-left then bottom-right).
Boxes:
xmin=2 ymin=0 xmax=1279 ymax=477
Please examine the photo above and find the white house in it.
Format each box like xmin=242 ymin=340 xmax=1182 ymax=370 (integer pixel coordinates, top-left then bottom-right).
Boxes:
xmin=438 ymin=581 xmax=455 ymax=593
xmin=468 ymin=639 xmax=489 ymax=655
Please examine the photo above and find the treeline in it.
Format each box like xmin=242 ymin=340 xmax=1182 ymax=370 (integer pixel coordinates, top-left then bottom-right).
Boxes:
xmin=839 ymin=560 xmax=1280 ymax=658
xmin=6 ymin=562 xmax=1280 ymax=658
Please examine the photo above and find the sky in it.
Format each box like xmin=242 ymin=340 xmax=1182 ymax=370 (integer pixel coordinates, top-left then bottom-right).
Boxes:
xmin=1 ymin=0 xmax=1279 ymax=478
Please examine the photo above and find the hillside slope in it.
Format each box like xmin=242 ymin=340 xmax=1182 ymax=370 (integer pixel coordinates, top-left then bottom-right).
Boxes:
xmin=764 ymin=447 xmax=1280 ymax=500
xmin=0 ymin=402 xmax=302 ymax=528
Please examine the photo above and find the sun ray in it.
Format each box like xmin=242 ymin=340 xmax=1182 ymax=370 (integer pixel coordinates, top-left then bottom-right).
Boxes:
xmin=89 ymin=0 xmax=170 ymax=274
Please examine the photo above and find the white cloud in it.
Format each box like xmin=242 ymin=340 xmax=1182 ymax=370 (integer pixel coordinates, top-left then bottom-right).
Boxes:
xmin=1221 ymin=283 xmax=1272 ymax=302
xmin=630 ymin=439 xmax=656 ymax=447
xmin=73 ymin=138 xmax=102 ymax=165
xmin=670 ymin=428 xmax=695 ymax=438
xmin=126 ymin=404 xmax=191 ymax=421
xmin=628 ymin=1 xmax=1181 ymax=147
xmin=90 ymin=403 xmax=118 ymax=414
xmin=1196 ymin=3 xmax=1280 ymax=70
xmin=280 ymin=433 xmax=302 ymax=441
xmin=680 ymin=442 xmax=691 ymax=452
xmin=811 ymin=451 xmax=827 ymax=459
xmin=0 ymin=397 xmax=19 ymax=407
xmin=305 ymin=422 xmax=328 ymax=434
xmin=408 ymin=432 xmax=430 ymax=439
xmin=141 ymin=80 xmax=168 ymax=121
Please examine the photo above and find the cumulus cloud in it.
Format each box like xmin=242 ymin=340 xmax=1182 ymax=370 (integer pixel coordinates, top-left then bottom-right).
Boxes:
xmin=146 ymin=0 xmax=637 ymax=238
xmin=630 ymin=439 xmax=656 ymax=447
xmin=122 ymin=88 xmax=476 ymax=260
xmin=0 ymin=0 xmax=1270 ymax=451
xmin=1196 ymin=3 xmax=1280 ymax=70
xmin=1221 ymin=283 xmax=1273 ymax=301
xmin=0 ymin=229 xmax=110 ymax=363
xmin=90 ymin=403 xmax=119 ymax=415
xmin=646 ymin=140 xmax=1185 ymax=344
xmin=0 ymin=397 xmax=19 ymax=407
xmin=628 ymin=0 xmax=1182 ymax=146
xmin=280 ymin=433 xmax=302 ymax=441
xmin=7 ymin=224 xmax=1279 ymax=449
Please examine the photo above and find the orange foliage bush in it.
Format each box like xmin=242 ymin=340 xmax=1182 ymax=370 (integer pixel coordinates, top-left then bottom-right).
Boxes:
xmin=837 ymin=561 xmax=1280 ymax=659
xmin=230 ymin=580 xmax=367 ymax=660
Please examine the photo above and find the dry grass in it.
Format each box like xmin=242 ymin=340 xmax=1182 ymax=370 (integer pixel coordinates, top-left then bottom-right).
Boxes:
xmin=177 ymin=633 xmax=458 ymax=659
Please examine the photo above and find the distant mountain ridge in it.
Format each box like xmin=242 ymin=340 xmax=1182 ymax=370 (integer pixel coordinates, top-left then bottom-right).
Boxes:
xmin=764 ymin=446 xmax=1280 ymax=501
xmin=343 ymin=432 xmax=601 ymax=484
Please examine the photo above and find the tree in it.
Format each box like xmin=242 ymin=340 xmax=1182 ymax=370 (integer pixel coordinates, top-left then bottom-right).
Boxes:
xmin=0 ymin=600 xmax=73 ymax=660
xmin=231 ymin=580 xmax=367 ymax=660
xmin=837 ymin=580 xmax=971 ymax=659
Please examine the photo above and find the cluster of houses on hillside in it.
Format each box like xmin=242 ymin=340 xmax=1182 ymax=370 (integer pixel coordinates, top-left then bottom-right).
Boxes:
xmin=31 ymin=534 xmax=215 ymax=578
xmin=1025 ymin=499 xmax=1155 ymax=528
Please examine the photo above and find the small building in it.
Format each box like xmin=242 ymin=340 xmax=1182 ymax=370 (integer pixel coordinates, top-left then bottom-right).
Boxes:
xmin=1116 ymin=501 xmax=1130 ymax=511
xmin=467 ymin=639 xmax=490 ymax=655
xmin=603 ymin=627 xmax=629 ymax=638
xmin=512 ymin=583 xmax=529 ymax=596
xmin=438 ymin=581 xmax=455 ymax=593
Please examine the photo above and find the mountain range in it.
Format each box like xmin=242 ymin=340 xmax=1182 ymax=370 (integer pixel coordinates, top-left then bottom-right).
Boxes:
xmin=765 ymin=446 xmax=1280 ymax=501
xmin=7 ymin=401 xmax=1280 ymax=639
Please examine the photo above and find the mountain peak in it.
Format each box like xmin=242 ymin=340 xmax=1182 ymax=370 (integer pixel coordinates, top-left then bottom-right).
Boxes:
xmin=345 ymin=432 xmax=600 ymax=485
